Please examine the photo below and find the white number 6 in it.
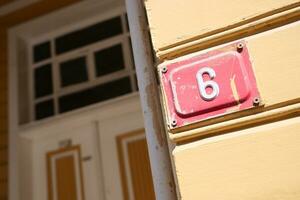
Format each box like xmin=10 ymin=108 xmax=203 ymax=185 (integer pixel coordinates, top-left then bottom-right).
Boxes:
xmin=196 ymin=67 xmax=219 ymax=101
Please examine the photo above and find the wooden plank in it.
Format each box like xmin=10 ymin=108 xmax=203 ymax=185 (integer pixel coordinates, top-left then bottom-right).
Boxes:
xmin=0 ymin=134 xmax=7 ymax=147
xmin=127 ymin=138 xmax=155 ymax=200
xmin=0 ymin=149 xmax=7 ymax=164
xmin=0 ymin=104 xmax=7 ymax=115
xmin=117 ymin=130 xmax=155 ymax=200
xmin=145 ymin=0 xmax=299 ymax=52
xmin=162 ymin=21 xmax=300 ymax=142
xmin=0 ymin=128 xmax=8 ymax=135
xmin=247 ymin=21 xmax=300 ymax=106
xmin=0 ymin=118 xmax=8 ymax=133
xmin=0 ymin=82 xmax=7 ymax=90
xmin=0 ymin=0 xmax=14 ymax=7
xmin=56 ymin=156 xmax=78 ymax=200
xmin=0 ymin=181 xmax=7 ymax=198
xmin=47 ymin=145 xmax=85 ymax=200
xmin=0 ymin=196 xmax=7 ymax=200
xmin=0 ymin=165 xmax=7 ymax=181
xmin=117 ymin=131 xmax=142 ymax=200
xmin=0 ymin=94 xmax=7 ymax=105
xmin=0 ymin=102 xmax=7 ymax=114
xmin=173 ymin=116 xmax=300 ymax=200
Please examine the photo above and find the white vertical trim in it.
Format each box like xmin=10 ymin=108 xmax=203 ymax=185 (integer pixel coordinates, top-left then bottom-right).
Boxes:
xmin=28 ymin=43 xmax=34 ymax=121
xmin=87 ymin=51 xmax=96 ymax=82
xmin=125 ymin=0 xmax=177 ymax=199
xmin=93 ymin=121 xmax=107 ymax=200
xmin=50 ymin=39 xmax=60 ymax=115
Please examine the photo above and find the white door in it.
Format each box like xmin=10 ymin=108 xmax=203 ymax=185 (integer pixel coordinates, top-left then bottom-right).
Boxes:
xmin=98 ymin=108 xmax=155 ymax=200
xmin=20 ymin=121 xmax=103 ymax=200
xmin=18 ymin=95 xmax=155 ymax=200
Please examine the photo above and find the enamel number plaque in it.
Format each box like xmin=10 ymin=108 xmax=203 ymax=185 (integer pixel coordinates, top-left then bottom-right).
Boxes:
xmin=159 ymin=41 xmax=261 ymax=130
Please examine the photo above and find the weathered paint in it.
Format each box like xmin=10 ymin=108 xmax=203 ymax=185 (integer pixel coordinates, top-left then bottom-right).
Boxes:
xmin=159 ymin=42 xmax=260 ymax=130
xmin=125 ymin=0 xmax=177 ymax=199
xmin=167 ymin=21 xmax=300 ymax=140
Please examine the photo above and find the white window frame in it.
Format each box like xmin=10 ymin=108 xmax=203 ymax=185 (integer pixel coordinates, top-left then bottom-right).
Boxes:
xmin=28 ymin=4 xmax=136 ymax=122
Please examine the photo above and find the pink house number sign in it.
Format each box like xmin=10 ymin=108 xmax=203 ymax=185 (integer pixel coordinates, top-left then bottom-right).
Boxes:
xmin=159 ymin=42 xmax=261 ymax=130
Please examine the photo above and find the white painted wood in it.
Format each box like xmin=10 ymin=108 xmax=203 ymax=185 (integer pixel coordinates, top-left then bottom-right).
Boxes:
xmin=98 ymin=107 xmax=145 ymax=200
xmin=28 ymin=122 xmax=102 ymax=200
xmin=8 ymin=0 xmax=138 ymax=123
xmin=125 ymin=0 xmax=177 ymax=199
xmin=16 ymin=94 xmax=142 ymax=200
xmin=27 ymin=8 xmax=134 ymax=121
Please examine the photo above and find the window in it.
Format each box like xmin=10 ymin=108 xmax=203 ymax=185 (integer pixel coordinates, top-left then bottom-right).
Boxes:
xmin=30 ymin=12 xmax=136 ymax=121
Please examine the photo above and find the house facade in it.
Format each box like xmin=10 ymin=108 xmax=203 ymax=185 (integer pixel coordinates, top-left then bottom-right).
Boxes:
xmin=1 ymin=0 xmax=300 ymax=200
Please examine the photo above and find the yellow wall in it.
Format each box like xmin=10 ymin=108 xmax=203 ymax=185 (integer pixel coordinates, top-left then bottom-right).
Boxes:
xmin=0 ymin=1 xmax=81 ymax=199
xmin=145 ymin=1 xmax=300 ymax=199
xmin=174 ymin=116 xmax=300 ymax=200
xmin=145 ymin=0 xmax=299 ymax=58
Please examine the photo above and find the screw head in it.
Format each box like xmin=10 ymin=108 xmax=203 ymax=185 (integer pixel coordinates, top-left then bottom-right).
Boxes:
xmin=237 ymin=43 xmax=243 ymax=52
xmin=253 ymin=97 xmax=260 ymax=106
xmin=171 ymin=119 xmax=177 ymax=127
xmin=161 ymin=66 xmax=168 ymax=73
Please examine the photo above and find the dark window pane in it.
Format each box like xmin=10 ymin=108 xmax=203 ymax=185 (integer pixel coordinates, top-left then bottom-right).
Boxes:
xmin=55 ymin=16 xmax=123 ymax=54
xmin=34 ymin=64 xmax=53 ymax=98
xmin=33 ymin=41 xmax=51 ymax=63
xmin=128 ymin=37 xmax=135 ymax=70
xmin=60 ymin=57 xmax=88 ymax=87
xmin=94 ymin=44 xmax=125 ymax=76
xmin=135 ymin=75 xmax=139 ymax=91
xmin=148 ymin=31 xmax=156 ymax=64
xmin=35 ymin=99 xmax=54 ymax=120
xmin=59 ymin=77 xmax=132 ymax=113
xmin=125 ymin=14 xmax=129 ymax=32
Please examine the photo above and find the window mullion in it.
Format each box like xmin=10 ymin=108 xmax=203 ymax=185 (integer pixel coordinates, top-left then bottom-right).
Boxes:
xmin=122 ymin=36 xmax=137 ymax=91
xmin=28 ymin=44 xmax=35 ymax=121
xmin=51 ymin=39 xmax=60 ymax=115
xmin=87 ymin=50 xmax=96 ymax=83
xmin=121 ymin=12 xmax=128 ymax=33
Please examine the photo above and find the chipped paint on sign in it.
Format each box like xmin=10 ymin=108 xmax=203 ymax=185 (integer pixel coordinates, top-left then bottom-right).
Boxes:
xmin=159 ymin=41 xmax=260 ymax=130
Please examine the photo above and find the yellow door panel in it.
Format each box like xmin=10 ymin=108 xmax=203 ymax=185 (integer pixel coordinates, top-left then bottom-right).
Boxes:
xmin=47 ymin=146 xmax=85 ymax=200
